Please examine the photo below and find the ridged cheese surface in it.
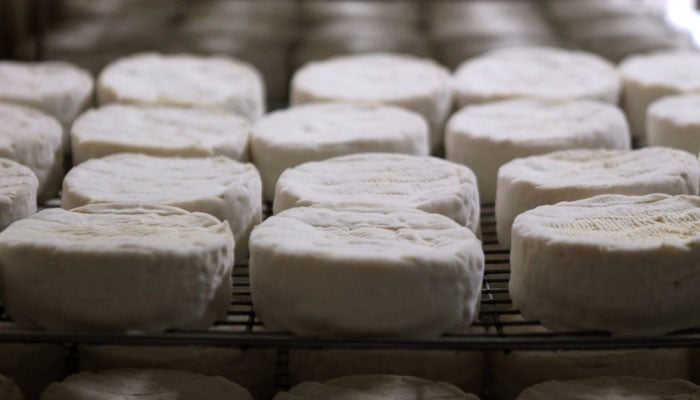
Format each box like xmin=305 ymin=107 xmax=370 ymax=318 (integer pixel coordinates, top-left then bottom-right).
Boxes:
xmin=517 ymin=377 xmax=700 ymax=400
xmin=648 ymin=94 xmax=700 ymax=155
xmin=0 ymin=158 xmax=38 ymax=232
xmin=274 ymin=153 xmax=479 ymax=232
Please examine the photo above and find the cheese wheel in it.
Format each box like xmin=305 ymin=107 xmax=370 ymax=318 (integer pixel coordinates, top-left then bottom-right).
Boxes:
xmin=544 ymin=0 xmax=655 ymax=22
xmin=274 ymin=153 xmax=479 ymax=233
xmin=452 ymin=47 xmax=620 ymax=107
xmin=250 ymin=205 xmax=484 ymax=336
xmin=496 ymin=147 xmax=700 ymax=247
xmin=291 ymin=53 xmax=451 ymax=153
xmin=517 ymin=377 xmax=700 ymax=400
xmin=0 ymin=61 xmax=93 ymax=152
xmin=434 ymin=36 xmax=562 ymax=71
xmin=0 ymin=203 xmax=233 ymax=331
xmin=510 ymin=194 xmax=700 ymax=334
xmin=648 ymin=94 xmax=700 ymax=154
xmin=97 ymin=52 xmax=265 ymax=121
xmin=445 ymin=99 xmax=631 ymax=203
xmin=41 ymin=369 xmax=253 ymax=400
xmin=0 ymin=374 xmax=23 ymax=400
xmin=78 ymin=346 xmax=276 ymax=400
xmin=70 ymin=104 xmax=251 ymax=164
xmin=251 ymin=103 xmax=429 ymax=201
xmin=489 ymin=349 xmax=690 ymax=400
xmin=62 ymin=153 xmax=261 ymax=261
xmin=0 ymin=103 xmax=63 ymax=202
xmin=619 ymin=51 xmax=700 ymax=140
xmin=0 ymin=344 xmax=66 ymax=400
xmin=0 ymin=159 xmax=38 ymax=232
xmin=275 ymin=375 xmax=480 ymax=400
xmin=301 ymin=1 xmax=420 ymax=25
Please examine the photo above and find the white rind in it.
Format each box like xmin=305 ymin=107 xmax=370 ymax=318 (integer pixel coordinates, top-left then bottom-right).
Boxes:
xmin=41 ymin=369 xmax=253 ymax=400
xmin=620 ymin=51 xmax=700 ymax=139
xmin=445 ymin=99 xmax=631 ymax=203
xmin=250 ymin=205 xmax=484 ymax=337
xmin=97 ymin=52 xmax=265 ymax=121
xmin=275 ymin=375 xmax=480 ymax=400
xmin=70 ymin=104 xmax=251 ymax=164
xmin=0 ymin=203 xmax=234 ymax=332
xmin=274 ymin=153 xmax=480 ymax=233
xmin=496 ymin=147 xmax=700 ymax=247
xmin=290 ymin=53 xmax=452 ymax=152
xmin=0 ymin=374 xmax=23 ymax=400
xmin=251 ymin=103 xmax=429 ymax=201
xmin=0 ymin=103 xmax=63 ymax=202
xmin=648 ymin=94 xmax=700 ymax=154
xmin=517 ymin=376 xmax=700 ymax=400
xmin=510 ymin=194 xmax=700 ymax=334
xmin=452 ymin=47 xmax=620 ymax=107
xmin=0 ymin=158 xmax=38 ymax=232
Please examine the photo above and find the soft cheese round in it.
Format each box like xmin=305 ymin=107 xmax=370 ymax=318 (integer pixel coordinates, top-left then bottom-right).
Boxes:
xmin=97 ymin=52 xmax=265 ymax=121
xmin=517 ymin=376 xmax=700 ymax=400
xmin=41 ymin=369 xmax=253 ymax=400
xmin=250 ymin=205 xmax=484 ymax=337
xmin=0 ymin=61 xmax=93 ymax=152
xmin=290 ymin=53 xmax=451 ymax=152
xmin=452 ymin=47 xmax=620 ymax=107
xmin=251 ymin=103 xmax=429 ymax=201
xmin=510 ymin=194 xmax=700 ymax=334
xmin=274 ymin=153 xmax=479 ymax=233
xmin=445 ymin=99 xmax=631 ymax=203
xmin=620 ymin=51 xmax=700 ymax=140
xmin=648 ymin=94 xmax=700 ymax=155
xmin=0 ymin=103 xmax=63 ymax=202
xmin=496 ymin=147 xmax=700 ymax=247
xmin=301 ymin=1 xmax=420 ymax=25
xmin=62 ymin=153 xmax=261 ymax=261
xmin=0 ymin=203 xmax=234 ymax=331
xmin=0 ymin=159 xmax=38 ymax=232
xmin=71 ymin=104 xmax=251 ymax=164
xmin=275 ymin=375 xmax=480 ymax=400
xmin=0 ymin=374 xmax=23 ymax=400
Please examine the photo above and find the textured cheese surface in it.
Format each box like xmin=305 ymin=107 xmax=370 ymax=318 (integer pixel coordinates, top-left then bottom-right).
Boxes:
xmin=275 ymin=375 xmax=480 ymax=400
xmin=291 ymin=53 xmax=451 ymax=151
xmin=517 ymin=376 xmax=700 ymax=400
xmin=620 ymin=51 xmax=700 ymax=139
xmin=63 ymin=153 xmax=261 ymax=261
xmin=301 ymin=1 xmax=420 ymax=24
xmin=98 ymin=52 xmax=265 ymax=121
xmin=648 ymin=94 xmax=700 ymax=155
xmin=452 ymin=47 xmax=620 ymax=107
xmin=274 ymin=153 xmax=479 ymax=232
xmin=250 ymin=205 xmax=484 ymax=337
xmin=0 ymin=203 xmax=234 ymax=331
xmin=251 ymin=103 xmax=429 ymax=200
xmin=510 ymin=194 xmax=700 ymax=334
xmin=41 ymin=369 xmax=253 ymax=400
xmin=0 ymin=103 xmax=63 ymax=202
xmin=445 ymin=99 xmax=631 ymax=203
xmin=0 ymin=374 xmax=23 ymax=400
xmin=71 ymin=104 xmax=251 ymax=164
xmin=0 ymin=158 xmax=38 ymax=232
xmin=496 ymin=147 xmax=700 ymax=247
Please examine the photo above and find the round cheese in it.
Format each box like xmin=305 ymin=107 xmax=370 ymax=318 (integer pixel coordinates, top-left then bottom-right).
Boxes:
xmin=290 ymin=53 xmax=451 ymax=153
xmin=510 ymin=194 xmax=700 ymax=334
xmin=275 ymin=375 xmax=480 ymax=400
xmin=249 ymin=205 xmax=484 ymax=337
xmin=0 ymin=103 xmax=63 ymax=202
xmin=648 ymin=94 xmax=700 ymax=154
xmin=274 ymin=153 xmax=480 ymax=233
xmin=496 ymin=147 xmax=700 ymax=247
xmin=0 ymin=203 xmax=234 ymax=331
xmin=0 ymin=374 xmax=23 ymax=400
xmin=251 ymin=103 xmax=429 ymax=201
xmin=62 ymin=153 xmax=261 ymax=261
xmin=70 ymin=104 xmax=251 ymax=164
xmin=300 ymin=1 xmax=420 ymax=25
xmin=0 ymin=159 xmax=38 ymax=232
xmin=41 ymin=369 xmax=253 ymax=400
xmin=97 ymin=52 xmax=265 ymax=121
xmin=452 ymin=47 xmax=620 ymax=107
xmin=619 ymin=51 xmax=700 ymax=140
xmin=445 ymin=99 xmax=631 ymax=203
xmin=544 ymin=0 xmax=655 ymax=22
xmin=517 ymin=377 xmax=700 ymax=400
xmin=0 ymin=61 xmax=93 ymax=152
